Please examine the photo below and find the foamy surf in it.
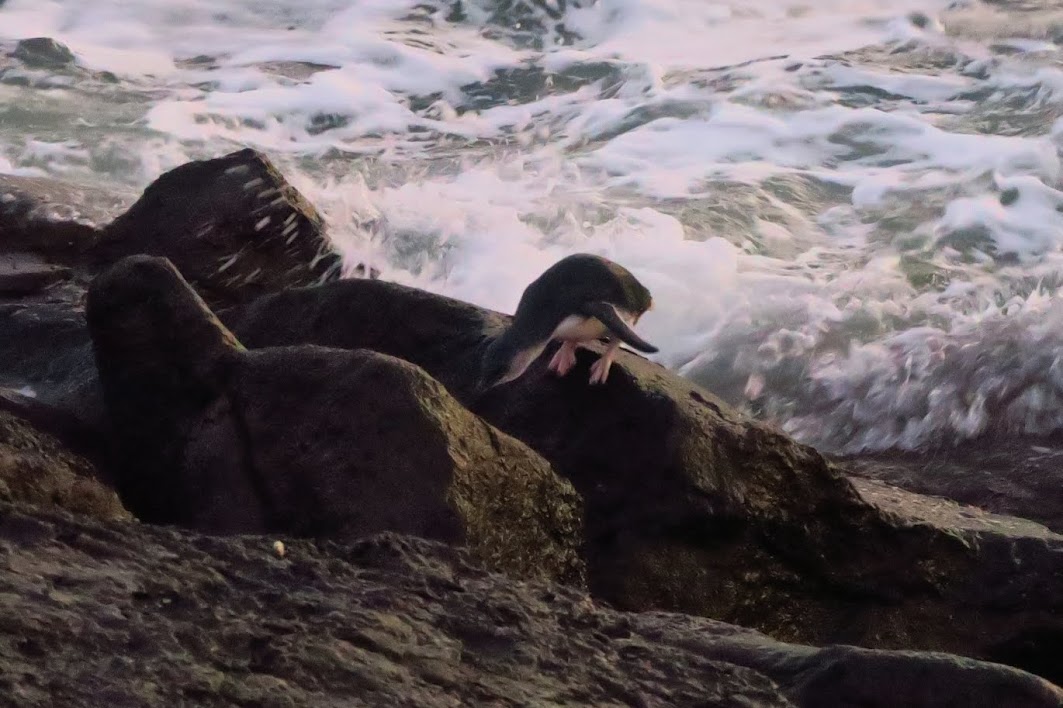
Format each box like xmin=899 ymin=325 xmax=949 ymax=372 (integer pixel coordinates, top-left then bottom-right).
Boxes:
xmin=5 ymin=0 xmax=1063 ymax=453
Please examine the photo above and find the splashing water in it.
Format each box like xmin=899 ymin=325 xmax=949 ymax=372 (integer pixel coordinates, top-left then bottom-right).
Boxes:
xmin=5 ymin=0 xmax=1063 ymax=454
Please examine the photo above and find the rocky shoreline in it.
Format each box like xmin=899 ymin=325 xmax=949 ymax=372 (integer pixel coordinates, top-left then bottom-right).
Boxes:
xmin=2 ymin=149 xmax=1062 ymax=706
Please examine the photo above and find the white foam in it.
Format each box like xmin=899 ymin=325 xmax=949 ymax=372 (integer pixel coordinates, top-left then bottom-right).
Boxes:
xmin=6 ymin=0 xmax=1063 ymax=453
xmin=564 ymin=0 xmax=944 ymax=70
xmin=814 ymin=63 xmax=972 ymax=103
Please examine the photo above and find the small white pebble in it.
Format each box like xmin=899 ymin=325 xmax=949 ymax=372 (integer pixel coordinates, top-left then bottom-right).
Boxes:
xmin=273 ymin=540 xmax=286 ymax=558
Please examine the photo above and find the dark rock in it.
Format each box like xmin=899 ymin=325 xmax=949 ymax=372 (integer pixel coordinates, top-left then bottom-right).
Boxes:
xmin=841 ymin=440 xmax=1063 ymax=534
xmin=850 ymin=477 xmax=1061 ymax=542
xmin=0 ymin=253 xmax=71 ymax=296
xmin=0 ymin=408 xmax=129 ymax=522
xmin=85 ymin=255 xmax=584 ymax=584
xmin=100 ymin=149 xmax=340 ymax=308
xmin=0 ymin=303 xmax=102 ymax=429
xmin=219 ymin=277 xmax=1063 ymax=683
xmin=633 ymin=612 xmax=1063 ymax=707
xmin=0 ymin=388 xmax=110 ymax=475
xmin=5 ymin=223 xmax=1063 ymax=682
xmin=222 ymin=347 xmax=586 ymax=584
xmin=2 ymin=150 xmax=342 ymax=310
xmin=0 ymin=504 xmax=1060 ymax=707
xmin=0 ymin=173 xmax=129 ymax=261
xmin=908 ymin=11 xmax=931 ymax=28
xmin=0 ymin=149 xmax=349 ymax=418
xmin=224 ymin=278 xmax=496 ymax=402
xmin=12 ymin=37 xmax=76 ymax=69
xmin=253 ymin=60 xmax=341 ymax=80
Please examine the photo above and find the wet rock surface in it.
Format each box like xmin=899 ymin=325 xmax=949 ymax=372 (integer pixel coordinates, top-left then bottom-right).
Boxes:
xmin=0 ymin=303 xmax=99 ymax=429
xmin=101 ymin=149 xmax=340 ymax=308
xmin=0 ymin=254 xmax=71 ymax=296
xmin=1 ymin=504 xmax=1060 ymax=708
xmin=1 ymin=149 xmax=342 ymax=309
xmin=0 ymin=388 xmax=109 ymax=475
xmin=842 ymin=440 xmax=1063 ymax=534
xmin=850 ymin=476 xmax=1061 ymax=541
xmin=86 ymin=256 xmax=584 ymax=584
xmin=0 ymin=173 xmax=129 ymax=261
xmin=12 ymin=38 xmax=77 ymax=69
xmin=0 ymin=404 xmax=128 ymax=523
xmin=222 ymin=277 xmax=1063 ymax=683
xmin=2 ymin=152 xmax=1063 ymax=702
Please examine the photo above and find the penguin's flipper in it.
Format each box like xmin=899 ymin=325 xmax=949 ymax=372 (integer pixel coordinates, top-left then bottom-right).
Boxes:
xmin=580 ymin=301 xmax=659 ymax=353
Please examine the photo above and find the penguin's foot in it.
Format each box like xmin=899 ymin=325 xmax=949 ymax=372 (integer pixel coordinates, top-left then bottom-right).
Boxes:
xmin=589 ymin=342 xmax=620 ymax=385
xmin=548 ymin=340 xmax=579 ymax=376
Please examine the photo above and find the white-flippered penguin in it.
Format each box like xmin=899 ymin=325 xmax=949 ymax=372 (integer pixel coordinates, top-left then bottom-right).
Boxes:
xmin=478 ymin=253 xmax=658 ymax=390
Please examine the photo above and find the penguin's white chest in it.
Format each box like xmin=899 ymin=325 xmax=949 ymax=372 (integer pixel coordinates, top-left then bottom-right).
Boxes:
xmin=551 ymin=314 xmax=611 ymax=342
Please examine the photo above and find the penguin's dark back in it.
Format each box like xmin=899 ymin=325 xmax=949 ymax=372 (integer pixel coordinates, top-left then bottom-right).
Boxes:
xmin=512 ymin=254 xmax=652 ymax=335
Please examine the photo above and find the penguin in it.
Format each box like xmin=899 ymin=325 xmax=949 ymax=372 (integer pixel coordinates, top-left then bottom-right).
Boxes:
xmin=478 ymin=253 xmax=658 ymax=390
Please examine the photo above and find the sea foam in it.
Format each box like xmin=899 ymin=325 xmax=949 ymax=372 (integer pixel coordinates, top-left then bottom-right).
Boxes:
xmin=5 ymin=0 xmax=1063 ymax=453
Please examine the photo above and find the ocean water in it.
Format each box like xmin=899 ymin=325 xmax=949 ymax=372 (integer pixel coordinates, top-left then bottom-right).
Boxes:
xmin=4 ymin=0 xmax=1063 ymax=455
